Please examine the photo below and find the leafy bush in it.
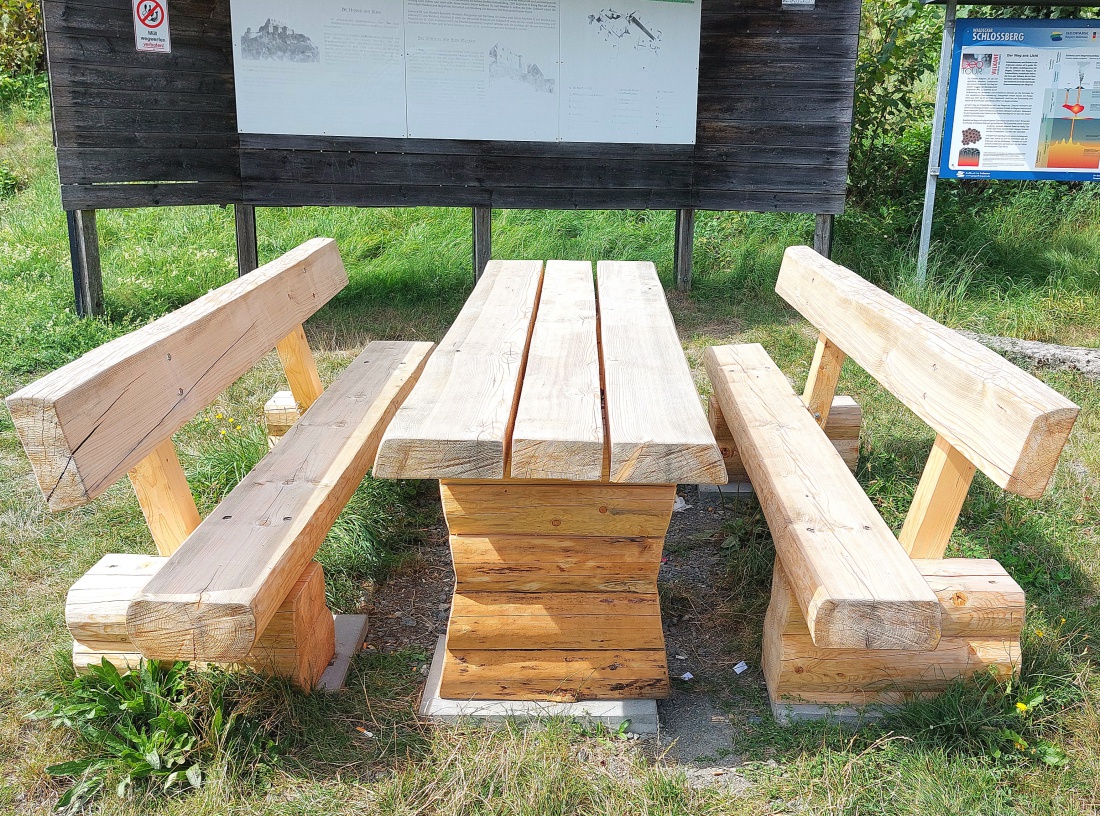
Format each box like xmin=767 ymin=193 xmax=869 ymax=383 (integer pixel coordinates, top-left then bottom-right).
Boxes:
xmin=849 ymin=0 xmax=942 ymax=203
xmin=31 ymin=660 xmax=281 ymax=813
xmin=0 ymin=0 xmax=43 ymax=75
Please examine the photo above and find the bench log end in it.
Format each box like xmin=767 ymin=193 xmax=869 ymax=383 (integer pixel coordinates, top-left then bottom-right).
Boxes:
xmin=808 ymin=593 xmax=943 ymax=652
xmin=126 ymin=597 xmax=259 ymax=663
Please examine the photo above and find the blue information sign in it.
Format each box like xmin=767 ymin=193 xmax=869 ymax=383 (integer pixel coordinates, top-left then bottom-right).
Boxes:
xmin=941 ymin=18 xmax=1100 ymax=181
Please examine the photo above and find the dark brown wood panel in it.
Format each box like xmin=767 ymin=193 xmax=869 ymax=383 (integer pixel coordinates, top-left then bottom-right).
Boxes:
xmin=48 ymin=0 xmax=860 ymax=214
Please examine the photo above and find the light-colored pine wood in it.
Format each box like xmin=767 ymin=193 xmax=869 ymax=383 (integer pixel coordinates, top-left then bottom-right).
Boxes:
xmin=708 ymin=394 xmax=860 ymax=481
xmin=899 ymin=436 xmax=978 ymax=559
xmin=763 ymin=561 xmax=1021 ymax=709
xmin=802 ymin=334 xmax=847 ymax=428
xmin=440 ymin=648 xmax=670 ymax=701
xmin=127 ymin=439 xmax=201 ymax=556
xmin=596 ymin=261 xmax=726 ymax=485
xmin=775 ymin=246 xmax=1079 ymax=498
xmin=265 ymin=390 xmax=301 ymax=446
xmin=66 ymin=554 xmax=166 ymax=644
xmin=509 ymin=261 xmax=603 ymax=481
xmin=275 ymin=325 xmax=324 ymax=412
xmin=705 ymin=343 xmax=941 ymax=650
xmin=126 ymin=341 xmax=433 ymax=662
xmin=447 ymin=615 xmax=664 ymax=650
xmin=451 ymin=591 xmax=660 ymax=619
xmin=5 ymin=238 xmax=348 ymax=511
xmin=769 ymin=558 xmax=1024 ymax=640
xmin=440 ymin=481 xmax=676 ymax=537
xmin=450 ymin=535 xmax=663 ymax=567
xmin=373 ymin=260 xmax=544 ymax=480
xmin=70 ymin=559 xmax=335 ymax=691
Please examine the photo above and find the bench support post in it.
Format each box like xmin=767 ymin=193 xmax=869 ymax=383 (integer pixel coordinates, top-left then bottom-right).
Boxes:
xmin=235 ymin=204 xmax=259 ymax=276
xmin=674 ymin=208 xmax=695 ymax=292
xmin=802 ymin=334 xmax=846 ymax=428
xmin=276 ymin=325 xmax=324 ymax=412
xmin=899 ymin=435 xmax=976 ymax=559
xmin=127 ymin=439 xmax=201 ymax=556
xmin=473 ymin=207 xmax=492 ymax=283
xmin=67 ymin=209 xmax=104 ymax=318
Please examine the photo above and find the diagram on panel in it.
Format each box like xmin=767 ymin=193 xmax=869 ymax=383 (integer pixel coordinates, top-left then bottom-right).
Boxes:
xmin=488 ymin=44 xmax=555 ymax=94
xmin=240 ymin=18 xmax=319 ymax=62
xmin=588 ymin=8 xmax=662 ymax=53
xmin=1037 ymin=61 xmax=1100 ymax=169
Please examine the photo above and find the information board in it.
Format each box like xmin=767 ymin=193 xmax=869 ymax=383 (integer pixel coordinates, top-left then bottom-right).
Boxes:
xmin=229 ymin=0 xmax=702 ymax=144
xmin=942 ymin=18 xmax=1100 ymax=181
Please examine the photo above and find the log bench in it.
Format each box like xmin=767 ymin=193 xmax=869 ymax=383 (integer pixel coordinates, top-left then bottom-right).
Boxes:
xmin=704 ymin=246 xmax=1079 ymax=721
xmin=6 ymin=239 xmax=432 ymax=689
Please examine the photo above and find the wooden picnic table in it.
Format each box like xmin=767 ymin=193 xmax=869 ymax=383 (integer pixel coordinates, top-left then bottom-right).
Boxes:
xmin=373 ymin=260 xmax=726 ymax=701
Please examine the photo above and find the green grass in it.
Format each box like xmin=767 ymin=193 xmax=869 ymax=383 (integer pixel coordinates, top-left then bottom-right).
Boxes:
xmin=2 ymin=86 xmax=1100 ymax=815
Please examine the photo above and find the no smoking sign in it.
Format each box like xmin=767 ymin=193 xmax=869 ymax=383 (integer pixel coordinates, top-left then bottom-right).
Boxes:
xmin=133 ymin=0 xmax=171 ymax=53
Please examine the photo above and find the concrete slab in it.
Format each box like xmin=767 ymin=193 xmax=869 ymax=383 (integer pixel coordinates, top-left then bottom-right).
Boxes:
xmin=418 ymin=636 xmax=659 ymax=734
xmin=771 ymin=699 xmax=888 ymax=726
xmin=695 ymin=482 xmax=753 ymax=509
xmin=317 ymin=614 xmax=370 ymax=691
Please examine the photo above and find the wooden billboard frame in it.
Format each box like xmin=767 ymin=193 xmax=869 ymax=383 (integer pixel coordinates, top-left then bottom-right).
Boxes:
xmin=43 ymin=0 xmax=860 ymax=313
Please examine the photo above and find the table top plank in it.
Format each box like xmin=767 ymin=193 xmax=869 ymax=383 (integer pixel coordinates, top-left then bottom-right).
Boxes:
xmin=373 ymin=260 xmax=544 ymax=479
xmin=597 ymin=261 xmax=726 ymax=484
xmin=509 ymin=261 xmax=604 ymax=481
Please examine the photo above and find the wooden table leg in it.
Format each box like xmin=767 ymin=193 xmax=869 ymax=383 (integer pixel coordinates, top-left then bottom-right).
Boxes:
xmin=437 ymin=480 xmax=675 ymax=701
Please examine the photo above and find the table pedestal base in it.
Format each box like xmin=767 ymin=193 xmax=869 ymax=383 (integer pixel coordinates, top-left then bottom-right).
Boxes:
xmin=438 ymin=481 xmax=675 ymax=701
xmin=421 ymin=636 xmax=659 ymax=732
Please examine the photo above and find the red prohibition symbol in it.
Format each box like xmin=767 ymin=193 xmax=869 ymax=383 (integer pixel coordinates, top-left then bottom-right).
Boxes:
xmin=137 ymin=0 xmax=165 ymax=28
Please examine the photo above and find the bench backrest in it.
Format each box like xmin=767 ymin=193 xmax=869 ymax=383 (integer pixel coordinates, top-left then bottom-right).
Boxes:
xmin=6 ymin=238 xmax=346 ymax=513
xmin=776 ymin=246 xmax=1078 ymax=500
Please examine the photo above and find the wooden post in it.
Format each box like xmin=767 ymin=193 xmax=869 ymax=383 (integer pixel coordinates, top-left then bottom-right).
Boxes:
xmin=802 ymin=334 xmax=846 ymax=428
xmin=473 ymin=207 xmax=492 ymax=283
xmin=813 ymin=214 xmax=834 ymax=259
xmin=128 ymin=439 xmax=201 ymax=556
xmin=275 ymin=325 xmax=324 ymax=412
xmin=235 ymin=204 xmax=259 ymax=276
xmin=899 ymin=435 xmax=976 ymax=559
xmin=66 ymin=209 xmax=103 ymax=317
xmin=674 ymin=208 xmax=695 ymax=292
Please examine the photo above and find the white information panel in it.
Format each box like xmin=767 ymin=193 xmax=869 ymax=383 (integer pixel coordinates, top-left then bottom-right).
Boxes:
xmin=230 ymin=0 xmax=702 ymax=144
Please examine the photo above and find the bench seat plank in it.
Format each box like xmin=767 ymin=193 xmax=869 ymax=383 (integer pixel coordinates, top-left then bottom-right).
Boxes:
xmin=6 ymin=238 xmax=347 ymax=510
xmin=705 ymin=343 xmax=942 ymax=651
xmin=597 ymin=261 xmax=726 ymax=485
xmin=509 ymin=261 xmax=603 ymax=481
xmin=373 ymin=260 xmax=544 ymax=480
xmin=126 ymin=340 xmax=433 ymax=662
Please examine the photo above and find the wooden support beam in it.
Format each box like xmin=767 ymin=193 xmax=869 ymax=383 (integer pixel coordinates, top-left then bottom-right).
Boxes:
xmin=127 ymin=438 xmax=201 ymax=556
xmin=66 ymin=209 xmax=103 ymax=317
xmin=814 ymin=213 xmax=834 ymax=259
xmin=234 ymin=204 xmax=259 ymax=276
xmin=802 ymin=334 xmax=846 ymax=429
xmin=126 ymin=341 xmax=432 ymax=662
xmin=275 ymin=325 xmax=324 ymax=412
xmin=674 ymin=208 xmax=695 ymax=292
xmin=473 ymin=206 xmax=492 ymax=283
xmin=899 ymin=435 xmax=977 ymax=559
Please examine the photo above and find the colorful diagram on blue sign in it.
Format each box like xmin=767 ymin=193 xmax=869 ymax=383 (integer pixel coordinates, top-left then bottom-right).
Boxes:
xmin=1036 ymin=67 xmax=1100 ymax=169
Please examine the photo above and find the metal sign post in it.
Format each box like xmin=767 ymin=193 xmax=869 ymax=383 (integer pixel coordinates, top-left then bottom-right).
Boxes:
xmin=916 ymin=0 xmax=957 ymax=284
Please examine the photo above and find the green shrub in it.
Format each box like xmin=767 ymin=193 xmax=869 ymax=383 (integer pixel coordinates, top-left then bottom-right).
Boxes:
xmin=849 ymin=0 xmax=942 ymax=204
xmin=31 ymin=660 xmax=281 ymax=813
xmin=0 ymin=158 xmax=18 ymax=196
xmin=0 ymin=0 xmax=43 ymax=75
